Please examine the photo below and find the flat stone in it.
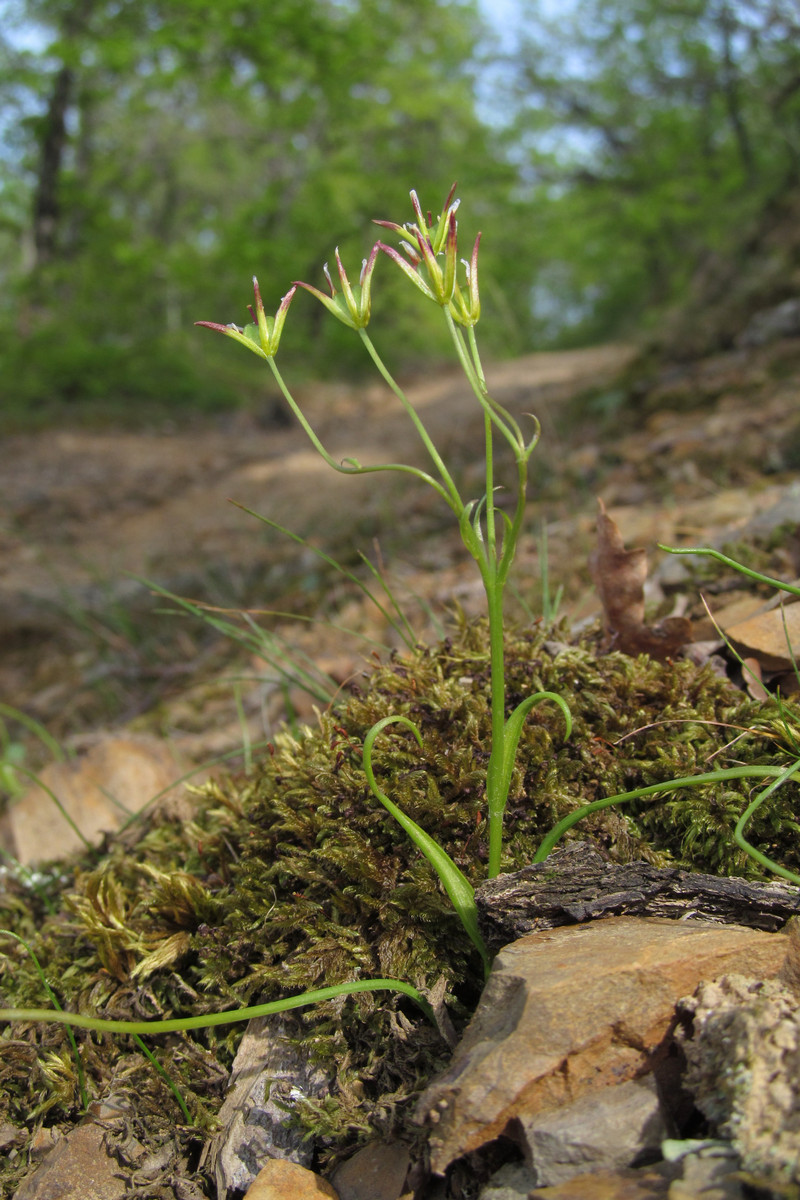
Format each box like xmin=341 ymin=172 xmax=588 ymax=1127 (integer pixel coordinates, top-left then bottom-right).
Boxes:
xmin=8 ymin=733 xmax=180 ymax=864
xmin=524 ymin=1076 xmax=666 ymax=1186
xmin=242 ymin=1159 xmax=340 ymax=1199
xmin=724 ymin=602 xmax=800 ymax=672
xmin=13 ymin=1121 xmax=127 ymax=1200
xmin=201 ymin=1014 xmax=332 ymax=1198
xmin=417 ymin=916 xmax=788 ymax=1175
xmin=331 ymin=1140 xmax=410 ymax=1200
xmin=665 ymin=1141 xmax=745 ymax=1200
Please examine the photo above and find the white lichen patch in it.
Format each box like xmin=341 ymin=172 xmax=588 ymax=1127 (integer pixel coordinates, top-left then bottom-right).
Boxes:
xmin=679 ymin=973 xmax=800 ymax=1187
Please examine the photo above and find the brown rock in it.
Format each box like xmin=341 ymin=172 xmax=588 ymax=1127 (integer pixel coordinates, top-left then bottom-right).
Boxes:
xmin=725 ymin=602 xmax=800 ymax=672
xmin=417 ymin=916 xmax=789 ymax=1174
xmin=8 ymin=733 xmax=180 ymax=864
xmin=13 ymin=1121 xmax=127 ymax=1200
xmin=243 ymin=1159 xmax=340 ymax=1199
xmin=331 ymin=1140 xmax=410 ymax=1200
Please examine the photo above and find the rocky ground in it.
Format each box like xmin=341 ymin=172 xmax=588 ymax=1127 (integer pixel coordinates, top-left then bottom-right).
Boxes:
xmin=4 ymin=333 xmax=800 ymax=773
xmin=4 ymin=324 xmax=800 ymax=1198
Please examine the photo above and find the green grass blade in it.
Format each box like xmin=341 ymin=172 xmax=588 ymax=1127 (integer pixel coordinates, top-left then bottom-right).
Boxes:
xmin=363 ymin=716 xmax=489 ymax=972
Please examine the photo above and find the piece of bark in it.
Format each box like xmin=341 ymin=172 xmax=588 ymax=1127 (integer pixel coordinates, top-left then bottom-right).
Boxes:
xmin=476 ymin=842 xmax=800 ymax=955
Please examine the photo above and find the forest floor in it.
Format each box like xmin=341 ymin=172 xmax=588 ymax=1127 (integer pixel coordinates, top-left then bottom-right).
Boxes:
xmin=4 ymin=332 xmax=800 ymax=1197
xmin=3 ymin=334 xmax=800 ymax=785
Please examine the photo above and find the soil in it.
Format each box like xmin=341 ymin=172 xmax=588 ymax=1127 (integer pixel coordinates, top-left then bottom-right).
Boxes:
xmin=4 ymin=334 xmax=800 ymax=763
xmin=1 ymin=344 xmax=638 ymax=751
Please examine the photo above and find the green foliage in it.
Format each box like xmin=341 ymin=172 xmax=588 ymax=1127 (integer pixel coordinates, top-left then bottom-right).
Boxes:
xmin=504 ymin=0 xmax=800 ymax=344
xmin=0 ymin=0 xmax=520 ymax=418
xmin=5 ymin=0 xmax=800 ymax=415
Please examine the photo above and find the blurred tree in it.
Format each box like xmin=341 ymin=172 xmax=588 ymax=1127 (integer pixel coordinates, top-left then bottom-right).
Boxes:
xmin=504 ymin=0 xmax=800 ymax=344
xmin=0 ymin=0 xmax=519 ymax=416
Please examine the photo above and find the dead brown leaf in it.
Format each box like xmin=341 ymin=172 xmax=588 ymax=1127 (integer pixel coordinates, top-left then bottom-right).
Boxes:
xmin=590 ymin=499 xmax=692 ymax=660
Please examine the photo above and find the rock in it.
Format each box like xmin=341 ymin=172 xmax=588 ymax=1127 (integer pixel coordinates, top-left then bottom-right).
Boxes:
xmin=736 ymin=297 xmax=800 ymax=347
xmin=662 ymin=1140 xmax=745 ymax=1200
xmin=723 ymin=602 xmax=800 ymax=672
xmin=477 ymin=1161 xmax=541 ymax=1198
xmin=201 ymin=1014 xmax=332 ymax=1199
xmin=13 ymin=1121 xmax=127 ymax=1200
xmin=0 ymin=1122 xmax=23 ymax=1152
xmin=7 ymin=733 xmax=180 ymax=864
xmin=523 ymin=1076 xmax=666 ymax=1186
xmin=416 ymin=915 xmax=789 ymax=1176
xmin=242 ymin=1159 xmax=340 ymax=1198
xmin=679 ymin=972 xmax=800 ymax=1189
xmin=330 ymin=1140 xmax=410 ymax=1200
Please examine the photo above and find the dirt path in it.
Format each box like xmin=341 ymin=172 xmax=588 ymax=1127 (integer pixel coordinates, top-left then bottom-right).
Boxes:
xmin=0 ymin=345 xmax=631 ymax=615
xmin=4 ymin=334 xmax=800 ymax=754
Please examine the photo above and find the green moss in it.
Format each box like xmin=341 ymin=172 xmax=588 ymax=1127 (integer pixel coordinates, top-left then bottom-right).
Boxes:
xmin=2 ymin=616 xmax=799 ymax=1187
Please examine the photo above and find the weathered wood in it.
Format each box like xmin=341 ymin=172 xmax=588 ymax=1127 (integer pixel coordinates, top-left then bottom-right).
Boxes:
xmin=475 ymin=841 xmax=800 ymax=954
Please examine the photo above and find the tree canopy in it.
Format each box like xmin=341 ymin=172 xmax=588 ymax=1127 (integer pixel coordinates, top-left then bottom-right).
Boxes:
xmin=504 ymin=0 xmax=800 ymax=343
xmin=2 ymin=0 xmax=800 ymax=417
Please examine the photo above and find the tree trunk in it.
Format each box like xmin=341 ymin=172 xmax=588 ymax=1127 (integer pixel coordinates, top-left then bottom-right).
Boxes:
xmin=32 ymin=64 xmax=74 ymax=267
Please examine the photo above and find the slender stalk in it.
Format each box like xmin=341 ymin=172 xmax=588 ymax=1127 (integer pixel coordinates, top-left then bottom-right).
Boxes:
xmin=267 ymin=354 xmax=455 ymax=507
xmin=0 ymin=977 xmax=436 ymax=1033
xmin=486 ymin=576 xmax=509 ymax=878
xmin=132 ymin=1035 xmax=193 ymax=1124
xmin=659 ymin=545 xmax=800 ymax=596
xmin=734 ymin=761 xmax=800 ymax=884
xmin=358 ymin=329 xmax=464 ymax=512
xmin=533 ymin=765 xmax=800 ymax=862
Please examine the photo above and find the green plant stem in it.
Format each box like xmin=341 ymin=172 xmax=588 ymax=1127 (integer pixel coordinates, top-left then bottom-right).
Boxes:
xmin=734 ymin=760 xmax=800 ymax=884
xmin=363 ymin=717 xmax=489 ymax=971
xmin=0 ymin=704 xmax=66 ymax=763
xmin=266 ymin=354 xmax=455 ymax=507
xmin=0 ymin=977 xmax=436 ymax=1034
xmin=485 ymin=574 xmax=508 ymax=879
xmin=132 ymin=1035 xmax=193 ymax=1124
xmin=533 ymin=764 xmax=800 ymax=862
xmin=357 ymin=329 xmax=464 ymax=512
xmin=658 ymin=544 xmax=800 ymax=595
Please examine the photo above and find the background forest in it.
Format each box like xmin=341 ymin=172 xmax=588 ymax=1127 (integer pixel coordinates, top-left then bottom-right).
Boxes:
xmin=1 ymin=0 xmax=799 ymax=422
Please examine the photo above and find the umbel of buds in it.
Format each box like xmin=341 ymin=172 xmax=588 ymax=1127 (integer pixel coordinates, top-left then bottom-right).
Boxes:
xmin=374 ymin=184 xmax=480 ymax=326
xmin=196 ymin=184 xmax=481 ymax=352
xmin=195 ymin=278 xmax=296 ymax=359
xmin=295 ymin=244 xmax=379 ymax=330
